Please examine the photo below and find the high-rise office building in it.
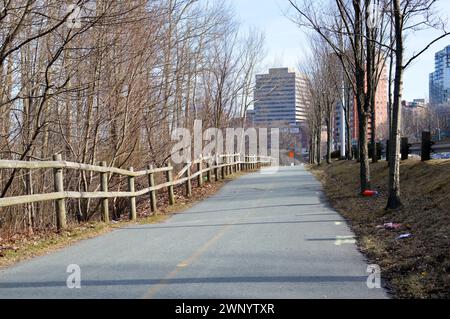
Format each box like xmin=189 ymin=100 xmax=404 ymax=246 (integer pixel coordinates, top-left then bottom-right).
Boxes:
xmin=254 ymin=68 xmax=309 ymax=126
xmin=429 ymin=45 xmax=450 ymax=106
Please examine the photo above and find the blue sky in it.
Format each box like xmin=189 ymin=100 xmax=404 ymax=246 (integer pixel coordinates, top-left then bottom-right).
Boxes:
xmin=229 ymin=0 xmax=450 ymax=101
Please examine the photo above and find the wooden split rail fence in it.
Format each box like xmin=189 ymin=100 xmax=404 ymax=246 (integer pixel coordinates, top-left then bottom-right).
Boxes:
xmin=0 ymin=153 xmax=274 ymax=230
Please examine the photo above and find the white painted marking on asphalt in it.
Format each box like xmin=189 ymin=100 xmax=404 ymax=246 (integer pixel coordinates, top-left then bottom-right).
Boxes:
xmin=334 ymin=236 xmax=357 ymax=246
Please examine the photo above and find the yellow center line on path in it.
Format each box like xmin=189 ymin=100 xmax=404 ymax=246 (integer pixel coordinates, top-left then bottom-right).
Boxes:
xmin=141 ymin=223 xmax=232 ymax=299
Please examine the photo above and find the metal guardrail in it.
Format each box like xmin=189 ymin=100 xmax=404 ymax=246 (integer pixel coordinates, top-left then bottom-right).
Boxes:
xmin=396 ymin=132 xmax=450 ymax=161
xmin=409 ymin=140 xmax=450 ymax=154
xmin=432 ymin=141 xmax=450 ymax=153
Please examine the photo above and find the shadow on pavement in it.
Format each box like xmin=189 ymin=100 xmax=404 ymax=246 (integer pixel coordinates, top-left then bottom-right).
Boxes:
xmin=0 ymin=275 xmax=369 ymax=289
xmin=119 ymin=219 xmax=345 ymax=230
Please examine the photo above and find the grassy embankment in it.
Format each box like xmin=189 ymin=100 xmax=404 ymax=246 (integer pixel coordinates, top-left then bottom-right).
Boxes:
xmin=309 ymin=159 xmax=450 ymax=298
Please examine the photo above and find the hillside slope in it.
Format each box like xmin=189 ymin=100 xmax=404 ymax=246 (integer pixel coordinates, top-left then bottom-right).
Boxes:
xmin=309 ymin=159 xmax=450 ymax=298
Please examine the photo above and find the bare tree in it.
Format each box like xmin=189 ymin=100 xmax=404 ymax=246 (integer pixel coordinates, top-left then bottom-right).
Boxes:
xmin=288 ymin=0 xmax=377 ymax=191
xmin=386 ymin=0 xmax=449 ymax=209
xmin=0 ymin=0 xmax=267 ymax=234
xmin=312 ymin=37 xmax=341 ymax=164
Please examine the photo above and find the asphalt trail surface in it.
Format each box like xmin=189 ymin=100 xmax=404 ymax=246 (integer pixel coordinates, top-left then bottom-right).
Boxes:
xmin=0 ymin=166 xmax=387 ymax=299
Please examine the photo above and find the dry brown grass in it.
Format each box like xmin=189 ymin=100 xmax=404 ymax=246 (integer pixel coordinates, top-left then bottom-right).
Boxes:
xmin=309 ymin=159 xmax=450 ymax=299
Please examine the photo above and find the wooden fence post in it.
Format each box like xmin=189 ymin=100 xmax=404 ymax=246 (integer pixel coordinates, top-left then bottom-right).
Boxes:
xmin=401 ymin=137 xmax=409 ymax=160
xmin=197 ymin=159 xmax=203 ymax=187
xmin=207 ymin=161 xmax=212 ymax=183
xmin=53 ymin=154 xmax=67 ymax=231
xmin=25 ymin=165 xmax=35 ymax=233
xmin=166 ymin=165 xmax=175 ymax=205
xmin=214 ymin=156 xmax=220 ymax=182
xmin=185 ymin=161 xmax=192 ymax=197
xmin=421 ymin=131 xmax=432 ymax=161
xmin=100 ymin=161 xmax=109 ymax=223
xmin=128 ymin=167 xmax=137 ymax=221
xmin=148 ymin=165 xmax=157 ymax=213
xmin=221 ymin=156 xmax=226 ymax=178
xmin=230 ymin=155 xmax=234 ymax=174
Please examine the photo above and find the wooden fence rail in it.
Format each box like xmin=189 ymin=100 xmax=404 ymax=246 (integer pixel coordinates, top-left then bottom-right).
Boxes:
xmin=0 ymin=153 xmax=274 ymax=230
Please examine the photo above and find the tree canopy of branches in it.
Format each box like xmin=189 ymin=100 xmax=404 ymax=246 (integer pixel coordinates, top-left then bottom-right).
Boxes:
xmin=289 ymin=0 xmax=449 ymax=209
xmin=0 ymin=0 xmax=265 ymax=234
xmin=289 ymin=0 xmax=392 ymax=192
xmin=302 ymin=36 xmax=341 ymax=165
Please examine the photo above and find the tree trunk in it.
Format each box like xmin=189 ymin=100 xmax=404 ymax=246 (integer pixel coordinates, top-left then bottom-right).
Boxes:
xmin=371 ymin=105 xmax=378 ymax=163
xmin=326 ymin=116 xmax=332 ymax=164
xmin=386 ymin=0 xmax=404 ymax=209
xmin=387 ymin=21 xmax=394 ymax=167
xmin=316 ymin=125 xmax=322 ymax=165
xmin=358 ymin=112 xmax=371 ymax=192
xmin=370 ymin=73 xmax=378 ymax=163
xmin=310 ymin=132 xmax=317 ymax=164
xmin=345 ymin=86 xmax=353 ymax=160
xmin=354 ymin=0 xmax=370 ymax=192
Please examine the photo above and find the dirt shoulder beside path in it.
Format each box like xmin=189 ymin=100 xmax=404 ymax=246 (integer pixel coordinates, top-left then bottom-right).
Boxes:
xmin=308 ymin=160 xmax=450 ymax=298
